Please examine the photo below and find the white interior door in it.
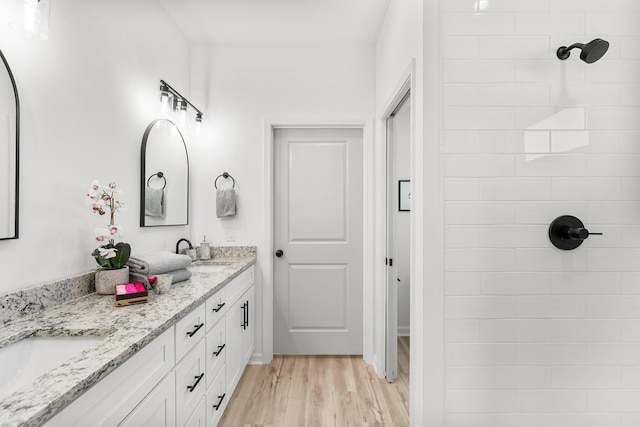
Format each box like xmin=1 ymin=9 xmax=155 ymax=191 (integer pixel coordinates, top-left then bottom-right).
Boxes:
xmin=274 ymin=127 xmax=363 ymax=355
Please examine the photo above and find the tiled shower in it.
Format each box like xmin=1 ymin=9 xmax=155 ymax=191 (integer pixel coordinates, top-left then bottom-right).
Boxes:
xmin=441 ymin=0 xmax=640 ymax=425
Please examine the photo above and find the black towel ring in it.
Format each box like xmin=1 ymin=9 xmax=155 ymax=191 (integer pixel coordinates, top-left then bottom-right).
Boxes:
xmin=147 ymin=171 xmax=167 ymax=189
xmin=214 ymin=172 xmax=236 ymax=189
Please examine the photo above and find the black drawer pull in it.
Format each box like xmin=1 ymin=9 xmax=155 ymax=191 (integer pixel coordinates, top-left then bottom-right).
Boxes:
xmin=186 ymin=373 xmax=204 ymax=392
xmin=214 ymin=343 xmax=226 ymax=357
xmin=212 ymin=302 xmax=226 ymax=312
xmin=186 ymin=323 xmax=204 ymax=337
xmin=213 ymin=393 xmax=226 ymax=410
xmin=241 ymin=303 xmax=246 ymax=329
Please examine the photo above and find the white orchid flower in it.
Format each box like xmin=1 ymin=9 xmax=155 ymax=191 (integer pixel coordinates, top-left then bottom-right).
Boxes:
xmin=88 ymin=180 xmax=101 ymax=197
xmin=94 ymin=227 xmax=111 ymax=242
xmin=91 ymin=199 xmax=105 ymax=215
xmin=99 ymin=247 xmax=117 ymax=259
xmin=108 ymin=224 xmax=122 ymax=236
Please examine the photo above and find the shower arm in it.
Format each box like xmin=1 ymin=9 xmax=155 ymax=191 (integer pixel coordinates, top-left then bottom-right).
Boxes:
xmin=557 ymin=43 xmax=584 ymax=60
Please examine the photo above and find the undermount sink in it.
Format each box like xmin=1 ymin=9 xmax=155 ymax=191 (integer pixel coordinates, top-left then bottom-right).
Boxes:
xmin=0 ymin=335 xmax=104 ymax=400
xmin=189 ymin=264 xmax=229 ymax=273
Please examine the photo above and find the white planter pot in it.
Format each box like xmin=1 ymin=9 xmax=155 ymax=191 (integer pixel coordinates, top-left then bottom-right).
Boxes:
xmin=95 ymin=266 xmax=129 ymax=295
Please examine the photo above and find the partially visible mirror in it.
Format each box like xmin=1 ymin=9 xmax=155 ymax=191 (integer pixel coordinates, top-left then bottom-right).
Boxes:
xmin=140 ymin=119 xmax=189 ymax=227
xmin=0 ymin=49 xmax=19 ymax=240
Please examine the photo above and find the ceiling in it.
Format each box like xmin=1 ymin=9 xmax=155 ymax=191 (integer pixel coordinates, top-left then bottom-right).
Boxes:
xmin=159 ymin=0 xmax=391 ymax=45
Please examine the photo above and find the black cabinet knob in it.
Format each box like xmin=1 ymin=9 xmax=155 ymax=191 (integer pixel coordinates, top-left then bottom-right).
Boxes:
xmin=275 ymin=249 xmax=284 ymax=257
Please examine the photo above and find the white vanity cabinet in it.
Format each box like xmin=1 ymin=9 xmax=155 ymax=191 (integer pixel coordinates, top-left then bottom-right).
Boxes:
xmin=43 ymin=265 xmax=254 ymax=427
xmin=224 ymin=267 xmax=255 ymax=397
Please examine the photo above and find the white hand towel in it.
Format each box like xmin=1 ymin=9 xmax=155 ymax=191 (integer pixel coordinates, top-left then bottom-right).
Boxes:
xmin=216 ymin=188 xmax=236 ymax=217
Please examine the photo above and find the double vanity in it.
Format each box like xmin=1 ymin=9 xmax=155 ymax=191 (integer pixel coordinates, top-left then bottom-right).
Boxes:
xmin=0 ymin=248 xmax=256 ymax=427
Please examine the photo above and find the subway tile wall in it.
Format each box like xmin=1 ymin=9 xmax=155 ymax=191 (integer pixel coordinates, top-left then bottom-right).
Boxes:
xmin=442 ymin=1 xmax=640 ymax=425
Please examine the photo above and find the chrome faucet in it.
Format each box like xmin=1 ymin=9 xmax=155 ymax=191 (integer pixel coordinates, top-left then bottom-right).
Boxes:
xmin=175 ymin=238 xmax=193 ymax=254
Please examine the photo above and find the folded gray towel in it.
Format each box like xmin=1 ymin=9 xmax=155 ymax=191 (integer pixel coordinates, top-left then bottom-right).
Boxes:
xmin=127 ymin=252 xmax=192 ymax=275
xmin=145 ymin=187 xmax=165 ymax=218
xmin=216 ymin=188 xmax=236 ymax=218
xmin=165 ymin=268 xmax=192 ymax=284
xmin=130 ymin=268 xmax=192 ymax=289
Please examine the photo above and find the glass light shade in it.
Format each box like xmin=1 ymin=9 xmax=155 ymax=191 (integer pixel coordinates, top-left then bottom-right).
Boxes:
xmin=159 ymin=86 xmax=172 ymax=114
xmin=9 ymin=0 xmax=51 ymax=41
xmin=175 ymin=99 xmax=187 ymax=125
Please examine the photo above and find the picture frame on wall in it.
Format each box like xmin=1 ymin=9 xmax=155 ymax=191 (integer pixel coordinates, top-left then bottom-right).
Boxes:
xmin=399 ymin=180 xmax=411 ymax=212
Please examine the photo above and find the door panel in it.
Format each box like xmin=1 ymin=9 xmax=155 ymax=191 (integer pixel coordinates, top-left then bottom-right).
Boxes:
xmin=288 ymin=264 xmax=347 ymax=329
xmin=274 ymin=128 xmax=363 ymax=355
xmin=289 ymin=142 xmax=347 ymax=241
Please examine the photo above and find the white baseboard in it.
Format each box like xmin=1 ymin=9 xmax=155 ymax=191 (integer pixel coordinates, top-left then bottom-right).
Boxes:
xmin=249 ymin=352 xmax=264 ymax=365
xmin=398 ymin=326 xmax=410 ymax=337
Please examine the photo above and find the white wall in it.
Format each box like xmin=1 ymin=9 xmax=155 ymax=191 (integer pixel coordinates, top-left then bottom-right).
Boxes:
xmin=442 ymin=1 xmax=640 ymax=425
xmin=0 ymin=0 xmax=193 ymax=294
xmin=189 ymin=42 xmax=376 ymax=362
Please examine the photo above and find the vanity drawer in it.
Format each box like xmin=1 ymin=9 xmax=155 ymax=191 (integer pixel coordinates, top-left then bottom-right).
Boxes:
xmin=205 ymin=317 xmax=226 ymax=388
xmin=205 ymin=288 xmax=226 ymax=331
xmin=175 ymin=338 xmax=206 ymax=427
xmin=225 ymin=266 xmax=254 ymax=306
xmin=176 ymin=303 xmax=206 ymax=362
xmin=206 ymin=367 xmax=227 ymax=427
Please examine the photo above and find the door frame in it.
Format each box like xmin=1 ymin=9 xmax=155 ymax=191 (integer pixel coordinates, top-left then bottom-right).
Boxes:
xmin=384 ymin=87 xmax=411 ymax=383
xmin=376 ymin=65 xmax=413 ymax=381
xmin=263 ymin=118 xmax=374 ymax=364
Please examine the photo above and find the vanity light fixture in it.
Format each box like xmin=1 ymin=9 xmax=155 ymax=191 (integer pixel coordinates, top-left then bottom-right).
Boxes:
xmin=9 ymin=0 xmax=51 ymax=41
xmin=159 ymin=79 xmax=203 ymax=127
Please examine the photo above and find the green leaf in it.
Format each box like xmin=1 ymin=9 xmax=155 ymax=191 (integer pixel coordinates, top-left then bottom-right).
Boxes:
xmin=111 ymin=242 xmax=131 ymax=269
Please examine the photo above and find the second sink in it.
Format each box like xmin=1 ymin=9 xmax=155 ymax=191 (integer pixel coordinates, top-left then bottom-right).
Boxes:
xmin=188 ymin=264 xmax=229 ymax=273
xmin=0 ymin=335 xmax=104 ymax=400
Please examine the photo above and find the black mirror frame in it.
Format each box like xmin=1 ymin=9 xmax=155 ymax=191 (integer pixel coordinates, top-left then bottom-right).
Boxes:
xmin=0 ymin=48 xmax=19 ymax=240
xmin=140 ymin=119 xmax=189 ymax=227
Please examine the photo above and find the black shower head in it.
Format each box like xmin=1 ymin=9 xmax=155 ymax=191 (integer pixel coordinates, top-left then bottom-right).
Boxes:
xmin=557 ymin=38 xmax=609 ymax=64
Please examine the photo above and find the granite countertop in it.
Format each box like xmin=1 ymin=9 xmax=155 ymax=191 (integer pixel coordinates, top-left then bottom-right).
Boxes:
xmin=0 ymin=254 xmax=256 ymax=427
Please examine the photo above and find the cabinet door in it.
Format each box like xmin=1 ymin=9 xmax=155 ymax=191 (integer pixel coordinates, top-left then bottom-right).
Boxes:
xmin=225 ymin=297 xmax=244 ymax=395
xmin=183 ymin=395 xmax=206 ymax=427
xmin=241 ymin=285 xmax=255 ymax=366
xmin=118 ymin=371 xmax=176 ymax=427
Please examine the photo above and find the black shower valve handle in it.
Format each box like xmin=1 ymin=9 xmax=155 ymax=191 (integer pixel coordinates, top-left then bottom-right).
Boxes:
xmin=549 ymin=215 xmax=602 ymax=250
xmin=564 ymin=226 xmax=602 ymax=241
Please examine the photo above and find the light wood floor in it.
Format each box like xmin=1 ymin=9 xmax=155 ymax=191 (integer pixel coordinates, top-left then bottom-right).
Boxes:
xmin=219 ymin=337 xmax=410 ymax=427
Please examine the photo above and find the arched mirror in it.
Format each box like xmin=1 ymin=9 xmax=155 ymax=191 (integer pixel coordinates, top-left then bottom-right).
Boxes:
xmin=140 ymin=119 xmax=189 ymax=226
xmin=0 ymin=49 xmax=19 ymax=240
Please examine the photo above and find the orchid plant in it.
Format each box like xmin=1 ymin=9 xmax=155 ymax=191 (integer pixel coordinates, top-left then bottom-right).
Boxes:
xmin=86 ymin=180 xmax=131 ymax=270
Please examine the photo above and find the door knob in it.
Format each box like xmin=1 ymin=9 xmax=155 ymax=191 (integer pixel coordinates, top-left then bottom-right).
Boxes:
xmin=275 ymin=249 xmax=284 ymax=257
